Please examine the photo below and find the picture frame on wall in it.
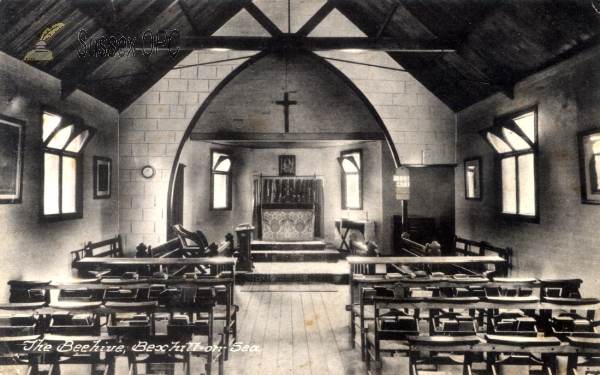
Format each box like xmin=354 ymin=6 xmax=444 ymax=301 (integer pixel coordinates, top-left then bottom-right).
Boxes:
xmin=279 ymin=155 xmax=295 ymax=176
xmin=577 ymin=128 xmax=600 ymax=204
xmin=0 ymin=114 xmax=26 ymax=204
xmin=93 ymin=156 xmax=112 ymax=199
xmin=464 ymin=157 xmax=482 ymax=200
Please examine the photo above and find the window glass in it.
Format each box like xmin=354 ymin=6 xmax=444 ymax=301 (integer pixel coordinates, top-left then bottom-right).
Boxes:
xmin=65 ymin=130 xmax=89 ymax=153
xmin=44 ymin=153 xmax=60 ymax=215
xmin=501 ymin=157 xmax=517 ymax=214
xmin=213 ymin=153 xmax=231 ymax=172
xmin=502 ymin=127 xmax=531 ymax=151
xmin=466 ymin=166 xmax=476 ymax=198
xmin=513 ymin=112 xmax=535 ymax=143
xmin=43 ymin=112 xmax=62 ymax=142
xmin=345 ymin=174 xmax=360 ymax=208
xmin=487 ymin=132 xmax=513 ymax=154
xmin=62 ymin=156 xmax=77 ymax=213
xmin=518 ymin=153 xmax=535 ymax=216
xmin=47 ymin=124 xmax=73 ymax=149
xmin=213 ymin=174 xmax=228 ymax=209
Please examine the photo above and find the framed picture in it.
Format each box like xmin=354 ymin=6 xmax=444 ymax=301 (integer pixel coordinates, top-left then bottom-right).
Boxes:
xmin=464 ymin=157 xmax=482 ymax=200
xmin=0 ymin=114 xmax=26 ymax=204
xmin=279 ymin=155 xmax=296 ymax=176
xmin=93 ymin=156 xmax=112 ymax=199
xmin=578 ymin=128 xmax=600 ymax=204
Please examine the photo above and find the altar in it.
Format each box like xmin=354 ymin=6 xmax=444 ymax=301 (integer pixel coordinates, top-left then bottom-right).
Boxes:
xmin=262 ymin=203 xmax=315 ymax=241
xmin=254 ymin=175 xmax=324 ymax=242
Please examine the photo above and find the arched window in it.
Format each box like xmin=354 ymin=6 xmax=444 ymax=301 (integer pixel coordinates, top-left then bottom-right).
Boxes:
xmin=42 ymin=109 xmax=95 ymax=220
xmin=479 ymin=107 xmax=538 ymax=222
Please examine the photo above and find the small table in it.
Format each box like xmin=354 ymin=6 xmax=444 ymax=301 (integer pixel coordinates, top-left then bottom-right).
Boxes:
xmin=334 ymin=219 xmax=375 ymax=252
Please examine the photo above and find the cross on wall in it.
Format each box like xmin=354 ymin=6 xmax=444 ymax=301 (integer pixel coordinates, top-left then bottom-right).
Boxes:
xmin=275 ymin=92 xmax=297 ymax=133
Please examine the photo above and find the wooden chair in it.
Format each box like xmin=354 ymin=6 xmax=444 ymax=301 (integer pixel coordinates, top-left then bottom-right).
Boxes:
xmin=408 ymin=336 xmax=480 ymax=375
xmin=159 ymin=285 xmax=224 ymax=375
xmin=353 ymin=287 xmax=394 ymax=361
xmin=485 ymin=334 xmax=561 ymax=375
xmin=366 ymin=298 xmax=420 ymax=375
xmin=565 ymin=336 xmax=600 ymax=375
xmin=0 ymin=335 xmax=42 ymax=375
xmin=43 ymin=334 xmax=117 ymax=375
xmin=172 ymin=224 xmax=210 ymax=258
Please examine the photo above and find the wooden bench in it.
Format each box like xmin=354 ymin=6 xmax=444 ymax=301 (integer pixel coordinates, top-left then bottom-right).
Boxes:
xmin=453 ymin=236 xmax=512 ymax=277
xmin=70 ymin=235 xmax=124 ymax=277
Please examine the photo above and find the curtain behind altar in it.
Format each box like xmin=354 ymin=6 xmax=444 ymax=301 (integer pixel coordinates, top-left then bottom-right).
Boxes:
xmin=252 ymin=178 xmax=324 ymax=239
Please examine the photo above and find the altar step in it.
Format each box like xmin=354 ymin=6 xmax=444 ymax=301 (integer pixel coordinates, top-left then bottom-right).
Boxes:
xmin=236 ymin=261 xmax=349 ymax=284
xmin=251 ymin=240 xmax=326 ymax=251
xmin=251 ymin=249 xmax=339 ymax=263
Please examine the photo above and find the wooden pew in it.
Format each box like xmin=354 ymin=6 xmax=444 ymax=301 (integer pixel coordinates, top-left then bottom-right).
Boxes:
xmin=454 ymin=236 xmax=512 ymax=277
xmin=70 ymin=235 xmax=124 ymax=278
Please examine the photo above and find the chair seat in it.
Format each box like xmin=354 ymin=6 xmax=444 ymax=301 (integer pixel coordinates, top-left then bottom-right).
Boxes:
xmin=366 ymin=333 xmax=410 ymax=352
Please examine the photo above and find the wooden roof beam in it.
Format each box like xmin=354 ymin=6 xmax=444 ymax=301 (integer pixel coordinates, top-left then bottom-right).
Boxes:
xmin=242 ymin=1 xmax=283 ymax=36
xmin=143 ymin=36 xmax=456 ymax=52
xmin=376 ymin=2 xmax=400 ymax=38
xmin=296 ymin=2 xmax=335 ymax=37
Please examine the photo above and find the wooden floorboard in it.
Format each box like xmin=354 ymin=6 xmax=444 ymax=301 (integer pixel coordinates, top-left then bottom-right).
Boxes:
xmin=292 ymin=291 xmax=312 ymax=375
xmin=259 ymin=292 xmax=282 ymax=374
xmin=225 ymin=284 xmax=364 ymax=375
xmin=277 ymin=293 xmax=294 ymax=375
xmin=302 ymin=291 xmax=330 ymax=375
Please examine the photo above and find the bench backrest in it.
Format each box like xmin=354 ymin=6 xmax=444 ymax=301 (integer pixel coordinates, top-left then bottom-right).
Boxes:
xmin=71 ymin=235 xmax=124 ymax=267
xmin=149 ymin=238 xmax=182 ymax=258
xmin=454 ymin=236 xmax=512 ymax=277
xmin=400 ymin=234 xmax=428 ymax=257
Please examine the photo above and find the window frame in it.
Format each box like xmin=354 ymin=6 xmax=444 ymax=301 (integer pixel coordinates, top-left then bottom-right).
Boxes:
xmin=482 ymin=106 xmax=539 ymax=223
xmin=42 ymin=107 xmax=95 ymax=221
xmin=210 ymin=149 xmax=232 ymax=211
xmin=340 ymin=149 xmax=363 ymax=210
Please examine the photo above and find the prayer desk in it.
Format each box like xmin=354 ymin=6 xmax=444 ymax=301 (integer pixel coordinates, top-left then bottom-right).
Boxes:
xmin=335 ymin=219 xmax=375 ymax=252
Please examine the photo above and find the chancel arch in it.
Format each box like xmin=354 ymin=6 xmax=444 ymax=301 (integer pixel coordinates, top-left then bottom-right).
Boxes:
xmin=168 ymin=51 xmax=401 ymax=252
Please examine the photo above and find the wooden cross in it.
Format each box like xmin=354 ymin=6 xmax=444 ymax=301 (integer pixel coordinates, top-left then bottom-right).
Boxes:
xmin=275 ymin=92 xmax=297 ymax=133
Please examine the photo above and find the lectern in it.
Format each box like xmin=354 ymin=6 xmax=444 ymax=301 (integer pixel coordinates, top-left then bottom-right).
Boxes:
xmin=235 ymin=224 xmax=254 ymax=272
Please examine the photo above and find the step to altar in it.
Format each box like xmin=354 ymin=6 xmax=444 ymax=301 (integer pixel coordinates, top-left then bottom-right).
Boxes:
xmin=251 ymin=249 xmax=339 ymax=262
xmin=236 ymin=261 xmax=349 ymax=284
xmin=251 ymin=239 xmax=326 ymax=251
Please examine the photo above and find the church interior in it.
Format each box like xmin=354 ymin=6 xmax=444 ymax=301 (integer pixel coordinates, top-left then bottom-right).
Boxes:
xmin=1 ymin=1 xmax=600 ymax=374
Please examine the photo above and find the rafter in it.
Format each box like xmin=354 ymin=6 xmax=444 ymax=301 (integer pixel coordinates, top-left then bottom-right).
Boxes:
xmin=296 ymin=2 xmax=335 ymax=37
xmin=376 ymin=2 xmax=399 ymax=38
xmin=242 ymin=1 xmax=283 ymax=36
xmin=141 ymin=36 xmax=456 ymax=52
xmin=59 ymin=0 xmax=179 ymax=100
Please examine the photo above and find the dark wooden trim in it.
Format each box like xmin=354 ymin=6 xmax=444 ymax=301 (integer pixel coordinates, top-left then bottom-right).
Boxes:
xmin=242 ymin=2 xmax=283 ymax=36
xmin=376 ymin=2 xmax=399 ymax=38
xmin=189 ymin=132 xmax=386 ymax=141
xmin=296 ymin=2 xmax=335 ymax=36
xmin=402 ymin=164 xmax=458 ymax=168
xmin=145 ymin=36 xmax=456 ymax=52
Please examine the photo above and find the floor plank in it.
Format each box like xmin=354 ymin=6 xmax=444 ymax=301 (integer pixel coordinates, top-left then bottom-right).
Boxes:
xmin=243 ymin=292 xmax=271 ymax=375
xmin=312 ymin=292 xmax=346 ymax=375
xmin=277 ymin=293 xmax=294 ymax=375
xmin=292 ymin=291 xmax=312 ymax=375
xmin=259 ymin=292 xmax=282 ymax=374
xmin=302 ymin=291 xmax=330 ymax=375
xmin=226 ymin=283 xmax=366 ymax=375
